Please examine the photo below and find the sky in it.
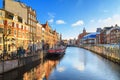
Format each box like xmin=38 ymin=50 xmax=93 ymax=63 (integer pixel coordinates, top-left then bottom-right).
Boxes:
xmin=0 ymin=0 xmax=120 ymax=40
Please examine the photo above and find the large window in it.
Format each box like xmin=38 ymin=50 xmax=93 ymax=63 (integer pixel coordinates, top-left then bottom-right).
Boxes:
xmin=6 ymin=12 xmax=14 ymax=20
xmin=0 ymin=20 xmax=3 ymax=24
xmin=14 ymin=30 xmax=16 ymax=35
xmin=0 ymin=12 xmax=2 ymax=16
xmin=0 ymin=37 xmax=2 ymax=43
xmin=0 ymin=28 xmax=3 ymax=33
xmin=18 ymin=16 xmax=22 ymax=23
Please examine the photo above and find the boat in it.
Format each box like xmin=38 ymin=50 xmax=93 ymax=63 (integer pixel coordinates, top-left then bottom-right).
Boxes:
xmin=47 ymin=46 xmax=66 ymax=57
xmin=48 ymin=48 xmax=65 ymax=55
xmin=46 ymin=50 xmax=65 ymax=60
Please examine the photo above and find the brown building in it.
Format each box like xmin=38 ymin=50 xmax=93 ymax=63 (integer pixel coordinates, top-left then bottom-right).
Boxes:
xmin=106 ymin=25 xmax=120 ymax=44
xmin=98 ymin=27 xmax=113 ymax=44
xmin=42 ymin=22 xmax=60 ymax=48
xmin=4 ymin=0 xmax=37 ymax=43
xmin=0 ymin=9 xmax=30 ymax=54
xmin=27 ymin=7 xmax=37 ymax=42
xmin=0 ymin=0 xmax=60 ymax=54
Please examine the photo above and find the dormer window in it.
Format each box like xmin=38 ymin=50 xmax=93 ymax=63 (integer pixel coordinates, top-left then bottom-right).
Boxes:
xmin=18 ymin=16 xmax=22 ymax=23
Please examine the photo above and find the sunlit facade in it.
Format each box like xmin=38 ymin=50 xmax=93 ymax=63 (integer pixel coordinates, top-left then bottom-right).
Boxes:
xmin=4 ymin=0 xmax=37 ymax=44
xmin=42 ymin=22 xmax=60 ymax=48
xmin=0 ymin=9 xmax=30 ymax=54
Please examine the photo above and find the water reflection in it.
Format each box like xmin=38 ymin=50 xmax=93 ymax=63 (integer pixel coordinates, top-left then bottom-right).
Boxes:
xmin=22 ymin=59 xmax=58 ymax=80
xmin=1 ymin=47 xmax=120 ymax=80
xmin=0 ymin=53 xmax=64 ymax=80
xmin=48 ymin=47 xmax=120 ymax=80
xmin=73 ymin=49 xmax=86 ymax=71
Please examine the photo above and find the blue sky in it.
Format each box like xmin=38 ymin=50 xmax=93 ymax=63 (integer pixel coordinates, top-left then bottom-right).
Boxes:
xmin=0 ymin=0 xmax=120 ymax=39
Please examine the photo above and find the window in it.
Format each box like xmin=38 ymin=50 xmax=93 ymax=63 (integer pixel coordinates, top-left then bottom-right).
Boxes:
xmin=8 ymin=21 xmax=12 ymax=26
xmin=21 ymin=25 xmax=23 ymax=29
xmin=16 ymin=24 xmax=18 ymax=28
xmin=14 ymin=30 xmax=16 ymax=35
xmin=12 ymin=22 xmax=14 ymax=27
xmin=0 ymin=20 xmax=3 ymax=24
xmin=18 ymin=31 xmax=21 ymax=37
xmin=0 ymin=37 xmax=2 ymax=43
xmin=7 ymin=13 xmax=14 ymax=20
xmin=0 ymin=12 xmax=2 ymax=16
xmin=0 ymin=28 xmax=3 ymax=33
xmin=18 ymin=16 xmax=22 ymax=23
xmin=29 ymin=14 xmax=30 ymax=18
xmin=8 ymin=44 xmax=10 ymax=51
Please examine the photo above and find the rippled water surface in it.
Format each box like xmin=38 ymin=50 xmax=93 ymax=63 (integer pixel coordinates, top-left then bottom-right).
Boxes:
xmin=1 ymin=47 xmax=120 ymax=80
xmin=48 ymin=47 xmax=120 ymax=80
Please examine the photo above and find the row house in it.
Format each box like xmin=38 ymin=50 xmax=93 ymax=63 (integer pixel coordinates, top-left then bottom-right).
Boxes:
xmin=0 ymin=0 xmax=60 ymax=54
xmin=96 ymin=25 xmax=120 ymax=44
xmin=96 ymin=27 xmax=113 ymax=44
xmin=0 ymin=9 xmax=30 ymax=54
xmin=41 ymin=22 xmax=60 ymax=48
xmin=4 ymin=0 xmax=37 ymax=43
xmin=106 ymin=25 xmax=120 ymax=44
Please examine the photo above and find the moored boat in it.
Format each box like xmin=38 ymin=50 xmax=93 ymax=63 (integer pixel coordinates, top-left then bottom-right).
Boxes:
xmin=47 ymin=46 xmax=66 ymax=57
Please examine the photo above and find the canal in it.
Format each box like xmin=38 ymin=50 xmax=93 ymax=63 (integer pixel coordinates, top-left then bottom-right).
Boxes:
xmin=1 ymin=47 xmax=120 ymax=80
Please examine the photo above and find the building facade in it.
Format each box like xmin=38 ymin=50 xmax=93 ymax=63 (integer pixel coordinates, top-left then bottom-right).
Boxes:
xmin=0 ymin=0 xmax=60 ymax=54
xmin=106 ymin=25 xmax=120 ymax=44
xmin=4 ymin=0 xmax=37 ymax=43
xmin=42 ymin=22 xmax=59 ymax=48
xmin=77 ymin=28 xmax=89 ymax=46
xmin=82 ymin=32 xmax=99 ymax=44
xmin=0 ymin=9 xmax=30 ymax=54
xmin=98 ymin=27 xmax=113 ymax=44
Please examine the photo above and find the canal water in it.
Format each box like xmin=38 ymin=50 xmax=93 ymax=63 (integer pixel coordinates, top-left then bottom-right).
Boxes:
xmin=1 ymin=47 xmax=120 ymax=80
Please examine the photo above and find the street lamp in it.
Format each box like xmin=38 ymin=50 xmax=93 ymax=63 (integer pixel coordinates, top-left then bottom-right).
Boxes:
xmin=3 ymin=29 xmax=11 ymax=55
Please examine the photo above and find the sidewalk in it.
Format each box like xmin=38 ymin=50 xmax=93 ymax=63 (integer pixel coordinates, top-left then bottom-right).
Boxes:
xmin=0 ymin=49 xmax=48 ymax=74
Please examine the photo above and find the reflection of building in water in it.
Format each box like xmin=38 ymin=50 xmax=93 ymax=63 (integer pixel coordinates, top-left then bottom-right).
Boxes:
xmin=44 ymin=60 xmax=59 ymax=80
xmin=22 ymin=62 xmax=45 ymax=80
xmin=22 ymin=59 xmax=59 ymax=80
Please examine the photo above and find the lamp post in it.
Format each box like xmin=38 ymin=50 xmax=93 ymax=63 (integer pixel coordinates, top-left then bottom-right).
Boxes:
xmin=3 ymin=29 xmax=11 ymax=54
xmin=2 ymin=28 xmax=11 ymax=73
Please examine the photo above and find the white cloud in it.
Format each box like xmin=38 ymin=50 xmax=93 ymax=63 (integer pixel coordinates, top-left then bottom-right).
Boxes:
xmin=73 ymin=63 xmax=85 ymax=71
xmin=48 ymin=19 xmax=54 ymax=23
xmin=48 ymin=12 xmax=55 ymax=23
xmin=72 ymin=20 xmax=84 ymax=27
xmin=98 ymin=14 xmax=120 ymax=27
xmin=48 ymin=12 xmax=55 ymax=18
xmin=87 ymin=14 xmax=120 ymax=32
xmin=57 ymin=66 xmax=65 ymax=72
xmin=56 ymin=20 xmax=66 ymax=24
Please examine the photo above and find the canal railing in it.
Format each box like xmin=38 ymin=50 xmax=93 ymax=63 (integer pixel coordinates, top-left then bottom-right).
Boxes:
xmin=0 ymin=50 xmax=47 ymax=74
xmin=81 ymin=44 xmax=120 ymax=64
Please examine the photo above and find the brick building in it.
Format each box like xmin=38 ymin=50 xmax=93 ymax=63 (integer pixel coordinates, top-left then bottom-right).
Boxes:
xmin=0 ymin=9 xmax=30 ymax=54
xmin=106 ymin=25 xmax=120 ymax=44
xmin=77 ymin=28 xmax=89 ymax=46
xmin=97 ymin=27 xmax=113 ymax=44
